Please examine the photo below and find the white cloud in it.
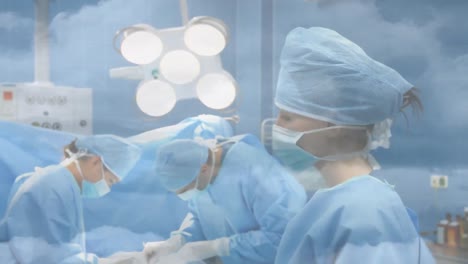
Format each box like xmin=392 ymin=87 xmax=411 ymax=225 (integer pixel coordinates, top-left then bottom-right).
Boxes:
xmin=274 ymin=0 xmax=468 ymax=132
xmin=0 ymin=11 xmax=34 ymax=82
xmin=0 ymin=12 xmax=33 ymax=31
xmin=0 ymin=0 xmax=194 ymax=134
xmin=0 ymin=51 xmax=34 ymax=83
xmin=1 ymin=0 xmax=467 ymax=135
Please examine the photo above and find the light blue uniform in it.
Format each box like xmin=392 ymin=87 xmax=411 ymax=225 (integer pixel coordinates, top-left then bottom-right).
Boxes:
xmin=182 ymin=138 xmax=307 ymax=264
xmin=0 ymin=117 xmax=229 ymax=257
xmin=0 ymin=165 xmax=94 ymax=264
xmin=275 ymin=175 xmax=435 ymax=264
xmin=6 ymin=172 xmax=34 ymax=205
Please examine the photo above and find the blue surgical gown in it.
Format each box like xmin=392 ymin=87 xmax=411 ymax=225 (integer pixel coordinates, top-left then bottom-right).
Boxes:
xmin=275 ymin=175 xmax=435 ymax=264
xmin=0 ymin=165 xmax=95 ymax=264
xmin=183 ymin=139 xmax=307 ymax=264
xmin=6 ymin=171 xmax=34 ymax=205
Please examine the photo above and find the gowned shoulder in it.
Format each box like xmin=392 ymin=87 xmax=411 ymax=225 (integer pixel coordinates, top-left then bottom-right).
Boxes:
xmin=225 ymin=141 xmax=276 ymax=170
xmin=17 ymin=165 xmax=79 ymax=204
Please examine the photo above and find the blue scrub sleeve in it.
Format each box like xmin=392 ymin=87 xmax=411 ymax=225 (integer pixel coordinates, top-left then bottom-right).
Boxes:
xmin=6 ymin=191 xmax=90 ymax=264
xmin=7 ymin=173 xmax=32 ymax=205
xmin=182 ymin=202 xmax=207 ymax=243
xmin=228 ymin=161 xmax=306 ymax=262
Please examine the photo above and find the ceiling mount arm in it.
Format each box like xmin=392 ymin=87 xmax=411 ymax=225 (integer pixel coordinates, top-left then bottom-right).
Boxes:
xmin=179 ymin=0 xmax=189 ymax=25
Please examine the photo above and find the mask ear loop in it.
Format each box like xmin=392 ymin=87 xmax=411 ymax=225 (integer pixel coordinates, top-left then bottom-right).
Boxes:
xmin=62 ymin=148 xmax=89 ymax=181
xmin=363 ymin=129 xmax=381 ymax=170
xmin=99 ymin=160 xmax=106 ymax=182
xmin=61 ymin=149 xmax=75 ymax=167
xmin=358 ymin=128 xmax=381 ymax=170
xmin=194 ymin=148 xmax=217 ymax=191
xmin=60 ymin=148 xmax=86 ymax=166
xmin=192 ymin=137 xmax=235 ymax=192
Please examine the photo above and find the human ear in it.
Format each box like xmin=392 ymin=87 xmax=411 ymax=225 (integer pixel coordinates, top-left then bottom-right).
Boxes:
xmin=89 ymin=156 xmax=101 ymax=166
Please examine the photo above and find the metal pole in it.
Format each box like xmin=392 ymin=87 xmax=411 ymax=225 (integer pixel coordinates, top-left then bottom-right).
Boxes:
xmin=179 ymin=0 xmax=189 ymax=25
xmin=34 ymin=0 xmax=51 ymax=84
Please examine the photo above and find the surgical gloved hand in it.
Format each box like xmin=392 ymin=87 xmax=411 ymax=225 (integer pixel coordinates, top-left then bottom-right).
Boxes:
xmin=143 ymin=234 xmax=184 ymax=263
xmin=98 ymin=251 xmax=146 ymax=264
xmin=156 ymin=238 xmax=230 ymax=264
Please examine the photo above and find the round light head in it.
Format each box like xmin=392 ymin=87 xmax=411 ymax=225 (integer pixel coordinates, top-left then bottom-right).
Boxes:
xmin=184 ymin=17 xmax=228 ymax=56
xmin=136 ymin=80 xmax=176 ymax=116
xmin=197 ymin=73 xmax=237 ymax=110
xmin=120 ymin=26 xmax=163 ymax=65
xmin=160 ymin=50 xmax=201 ymax=84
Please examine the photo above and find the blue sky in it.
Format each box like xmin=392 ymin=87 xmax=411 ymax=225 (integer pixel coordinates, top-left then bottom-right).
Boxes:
xmin=0 ymin=0 xmax=467 ymax=234
xmin=0 ymin=0 xmax=467 ymax=167
xmin=272 ymin=0 xmax=468 ymax=167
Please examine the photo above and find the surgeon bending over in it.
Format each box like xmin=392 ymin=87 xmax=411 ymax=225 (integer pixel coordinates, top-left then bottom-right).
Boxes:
xmin=144 ymin=135 xmax=306 ymax=264
xmin=0 ymin=135 xmax=141 ymax=264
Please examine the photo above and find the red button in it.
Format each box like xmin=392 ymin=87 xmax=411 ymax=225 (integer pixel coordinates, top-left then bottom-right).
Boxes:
xmin=3 ymin=91 xmax=13 ymax=101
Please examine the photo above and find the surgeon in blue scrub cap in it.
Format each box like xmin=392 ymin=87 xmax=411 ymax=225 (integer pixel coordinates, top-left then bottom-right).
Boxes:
xmin=144 ymin=135 xmax=306 ymax=264
xmin=0 ymin=135 xmax=141 ymax=264
xmin=272 ymin=27 xmax=435 ymax=264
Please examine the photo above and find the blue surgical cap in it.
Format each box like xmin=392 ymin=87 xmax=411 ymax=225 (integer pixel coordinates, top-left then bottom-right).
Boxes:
xmin=181 ymin=114 xmax=234 ymax=139
xmin=155 ymin=139 xmax=209 ymax=192
xmin=75 ymin=135 xmax=141 ymax=180
xmin=275 ymin=27 xmax=413 ymax=125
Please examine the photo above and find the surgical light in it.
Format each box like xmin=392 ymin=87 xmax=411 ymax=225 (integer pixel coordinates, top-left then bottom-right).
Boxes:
xmin=160 ymin=50 xmax=201 ymax=84
xmin=116 ymin=25 xmax=163 ymax=65
xmin=197 ymin=72 xmax=236 ymax=110
xmin=184 ymin=17 xmax=228 ymax=56
xmin=136 ymin=80 xmax=176 ymax=117
xmin=111 ymin=0 xmax=238 ymax=117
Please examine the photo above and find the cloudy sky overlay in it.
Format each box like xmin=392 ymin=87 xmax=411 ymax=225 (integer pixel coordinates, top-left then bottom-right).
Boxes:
xmin=0 ymin=0 xmax=467 ymax=166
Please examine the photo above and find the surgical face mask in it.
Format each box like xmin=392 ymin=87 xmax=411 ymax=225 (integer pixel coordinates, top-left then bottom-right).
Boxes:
xmin=177 ymin=149 xmax=217 ymax=201
xmin=272 ymin=124 xmax=369 ymax=168
xmin=75 ymin=159 xmax=111 ymax=199
xmin=272 ymin=125 xmax=319 ymax=171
